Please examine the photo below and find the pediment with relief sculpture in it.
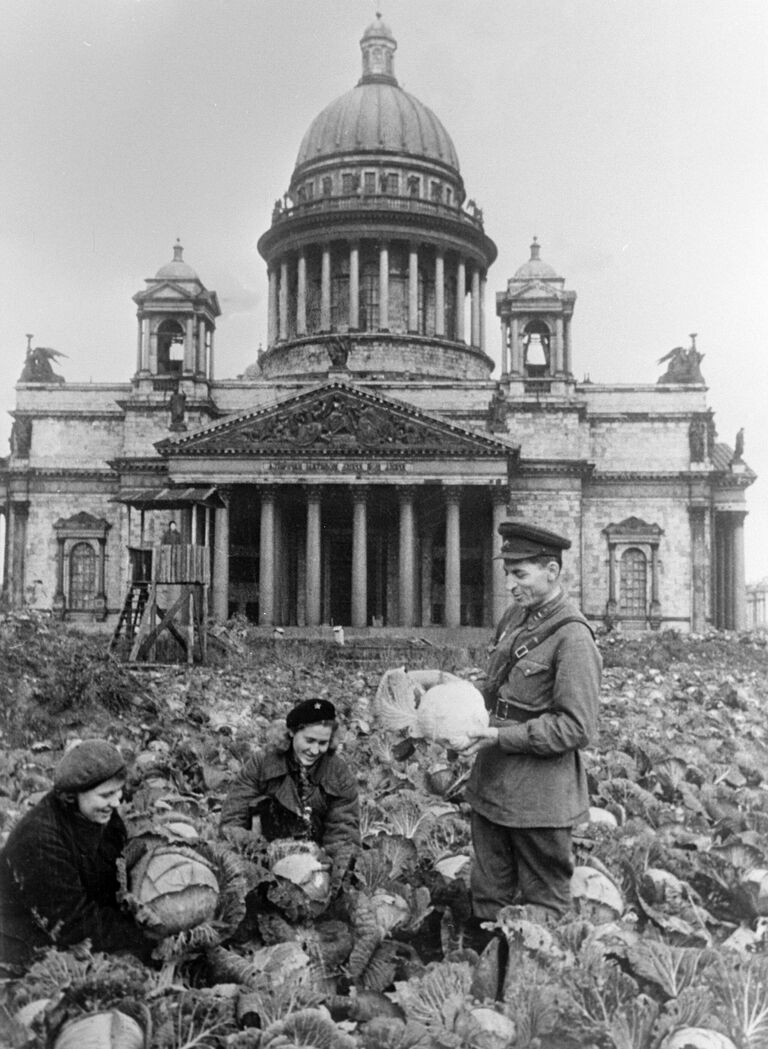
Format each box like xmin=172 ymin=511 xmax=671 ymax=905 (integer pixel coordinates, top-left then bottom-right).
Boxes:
xmin=157 ymin=381 xmax=515 ymax=459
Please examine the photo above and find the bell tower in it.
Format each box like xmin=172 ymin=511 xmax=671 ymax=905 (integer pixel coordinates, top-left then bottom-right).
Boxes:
xmin=496 ymin=238 xmax=576 ymax=392
xmin=132 ymin=241 xmax=221 ymax=398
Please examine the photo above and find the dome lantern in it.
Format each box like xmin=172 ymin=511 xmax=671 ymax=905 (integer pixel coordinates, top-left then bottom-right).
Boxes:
xmin=359 ymin=13 xmax=397 ymax=85
xmin=155 ymin=239 xmax=199 ymax=282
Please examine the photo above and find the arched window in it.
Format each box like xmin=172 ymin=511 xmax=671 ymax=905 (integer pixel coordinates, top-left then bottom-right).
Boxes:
xmin=156 ymin=319 xmax=185 ymax=375
xmin=69 ymin=542 xmax=96 ymax=611
xmin=619 ymin=547 xmax=647 ymax=617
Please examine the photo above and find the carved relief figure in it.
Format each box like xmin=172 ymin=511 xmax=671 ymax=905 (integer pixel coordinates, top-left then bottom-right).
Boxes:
xmin=327 ymin=334 xmax=351 ymax=369
xmin=488 ymin=387 xmax=508 ymax=432
xmin=688 ymin=416 xmax=707 ymax=461
xmin=9 ymin=418 xmax=32 ymax=457
xmin=169 ymin=389 xmax=187 ymax=431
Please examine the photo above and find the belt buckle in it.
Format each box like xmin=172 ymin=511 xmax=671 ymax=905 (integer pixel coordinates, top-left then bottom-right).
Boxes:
xmin=514 ymin=643 xmax=529 ymax=659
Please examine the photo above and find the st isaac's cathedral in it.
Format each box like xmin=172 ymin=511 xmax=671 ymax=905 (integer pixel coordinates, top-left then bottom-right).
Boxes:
xmin=0 ymin=17 xmax=755 ymax=639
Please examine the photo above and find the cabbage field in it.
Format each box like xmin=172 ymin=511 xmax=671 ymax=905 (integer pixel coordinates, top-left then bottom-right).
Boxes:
xmin=2 ymin=613 xmax=768 ymax=1049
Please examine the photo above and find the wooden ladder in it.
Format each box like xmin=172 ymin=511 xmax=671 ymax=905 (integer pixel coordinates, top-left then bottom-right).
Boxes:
xmin=109 ymin=582 xmax=149 ymax=651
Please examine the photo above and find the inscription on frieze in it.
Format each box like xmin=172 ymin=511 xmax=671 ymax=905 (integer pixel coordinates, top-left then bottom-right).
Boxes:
xmin=266 ymin=460 xmax=408 ymax=474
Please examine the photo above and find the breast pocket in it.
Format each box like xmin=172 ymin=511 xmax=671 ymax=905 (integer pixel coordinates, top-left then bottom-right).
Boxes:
xmin=507 ymin=657 xmax=552 ymax=711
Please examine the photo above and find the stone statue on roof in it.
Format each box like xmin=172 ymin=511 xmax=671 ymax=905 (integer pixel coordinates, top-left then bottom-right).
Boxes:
xmin=733 ymin=427 xmax=745 ymax=462
xmin=19 ymin=336 xmax=67 ymax=383
xmin=657 ymin=334 xmax=705 ymax=384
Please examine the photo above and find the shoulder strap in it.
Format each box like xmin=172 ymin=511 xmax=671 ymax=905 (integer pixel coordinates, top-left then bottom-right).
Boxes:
xmin=507 ymin=615 xmax=594 ymax=670
xmin=483 ymin=613 xmax=594 ymax=708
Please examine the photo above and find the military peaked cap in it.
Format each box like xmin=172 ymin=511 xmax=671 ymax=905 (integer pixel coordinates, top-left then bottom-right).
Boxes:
xmin=496 ymin=521 xmax=571 ymax=561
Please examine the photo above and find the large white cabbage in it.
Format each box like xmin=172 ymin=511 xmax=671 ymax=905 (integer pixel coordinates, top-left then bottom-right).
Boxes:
xmin=415 ymin=680 xmax=489 ymax=750
xmin=373 ymin=668 xmax=489 ymax=750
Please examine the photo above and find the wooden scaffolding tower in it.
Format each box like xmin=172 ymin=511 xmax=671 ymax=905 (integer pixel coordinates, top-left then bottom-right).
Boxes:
xmin=110 ymin=486 xmax=219 ymax=664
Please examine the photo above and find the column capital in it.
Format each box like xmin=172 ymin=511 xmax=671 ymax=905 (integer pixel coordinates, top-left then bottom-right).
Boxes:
xmin=216 ymin=486 xmax=233 ymax=507
xmin=351 ymin=485 xmax=369 ymax=503
xmin=398 ymin=485 xmax=418 ymax=504
xmin=444 ymin=485 xmax=463 ymax=506
xmin=305 ymin=484 xmax=323 ymax=502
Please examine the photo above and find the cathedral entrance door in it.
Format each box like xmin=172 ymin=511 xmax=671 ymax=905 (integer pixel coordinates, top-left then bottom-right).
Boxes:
xmin=322 ymin=525 xmax=352 ymax=626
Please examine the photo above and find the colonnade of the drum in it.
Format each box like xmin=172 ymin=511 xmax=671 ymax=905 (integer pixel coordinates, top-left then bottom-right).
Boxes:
xmin=266 ymin=241 xmax=487 ymax=348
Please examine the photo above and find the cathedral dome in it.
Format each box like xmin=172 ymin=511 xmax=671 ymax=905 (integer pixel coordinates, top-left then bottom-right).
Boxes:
xmin=513 ymin=238 xmax=558 ymax=280
xmin=155 ymin=241 xmax=199 ymax=281
xmin=295 ymin=85 xmax=459 ymax=171
xmin=293 ymin=16 xmax=459 ymax=175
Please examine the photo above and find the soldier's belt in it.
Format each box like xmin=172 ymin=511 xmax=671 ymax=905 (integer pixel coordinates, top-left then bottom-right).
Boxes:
xmin=494 ymin=698 xmax=538 ymax=722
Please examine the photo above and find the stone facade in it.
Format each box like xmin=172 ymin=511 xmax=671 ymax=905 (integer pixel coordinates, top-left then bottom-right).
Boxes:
xmin=0 ymin=17 xmax=755 ymax=637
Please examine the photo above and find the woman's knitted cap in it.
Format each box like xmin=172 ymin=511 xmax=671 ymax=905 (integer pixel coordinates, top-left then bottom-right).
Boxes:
xmin=53 ymin=739 xmax=127 ymax=793
xmin=286 ymin=699 xmax=336 ymax=732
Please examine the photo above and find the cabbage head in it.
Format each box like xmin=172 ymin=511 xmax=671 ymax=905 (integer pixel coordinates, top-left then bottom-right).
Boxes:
xmin=414 ymin=680 xmax=489 ymax=750
xmin=129 ymin=842 xmax=219 ymax=936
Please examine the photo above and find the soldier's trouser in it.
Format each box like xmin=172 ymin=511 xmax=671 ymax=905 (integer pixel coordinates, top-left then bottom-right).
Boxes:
xmin=470 ymin=810 xmax=573 ymax=920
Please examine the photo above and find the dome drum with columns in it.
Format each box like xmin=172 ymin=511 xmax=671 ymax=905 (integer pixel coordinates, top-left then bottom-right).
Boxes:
xmin=257 ymin=15 xmax=496 ymax=382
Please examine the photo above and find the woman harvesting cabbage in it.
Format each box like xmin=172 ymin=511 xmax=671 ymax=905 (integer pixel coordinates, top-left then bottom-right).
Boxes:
xmin=219 ymin=699 xmax=360 ymax=853
xmin=0 ymin=740 xmax=154 ymax=971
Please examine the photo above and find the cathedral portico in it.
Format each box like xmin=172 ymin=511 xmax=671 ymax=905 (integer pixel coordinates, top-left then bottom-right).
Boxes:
xmin=156 ymin=381 xmax=516 ymax=628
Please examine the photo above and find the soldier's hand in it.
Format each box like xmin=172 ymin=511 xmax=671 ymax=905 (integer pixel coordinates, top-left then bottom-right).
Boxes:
xmin=455 ymin=728 xmax=499 ymax=757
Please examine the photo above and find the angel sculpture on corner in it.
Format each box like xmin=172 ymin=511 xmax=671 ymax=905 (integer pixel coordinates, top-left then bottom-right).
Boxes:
xmin=19 ymin=336 xmax=67 ymax=384
xmin=657 ymin=334 xmax=705 ymax=385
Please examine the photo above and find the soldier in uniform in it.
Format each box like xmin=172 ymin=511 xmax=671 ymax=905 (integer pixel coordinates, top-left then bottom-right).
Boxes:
xmin=459 ymin=521 xmax=602 ymax=924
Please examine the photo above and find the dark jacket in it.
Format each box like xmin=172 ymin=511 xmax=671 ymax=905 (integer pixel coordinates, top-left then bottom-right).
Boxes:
xmin=466 ymin=591 xmax=602 ymax=828
xmin=0 ymin=792 xmax=148 ymax=969
xmin=219 ymin=747 xmax=360 ymax=853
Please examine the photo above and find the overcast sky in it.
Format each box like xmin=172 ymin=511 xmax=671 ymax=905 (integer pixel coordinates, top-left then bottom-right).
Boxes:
xmin=2 ymin=0 xmax=767 ymax=581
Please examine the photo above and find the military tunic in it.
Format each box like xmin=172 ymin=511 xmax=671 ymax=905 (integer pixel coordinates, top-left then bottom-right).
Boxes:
xmin=465 ymin=590 xmax=601 ymax=917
